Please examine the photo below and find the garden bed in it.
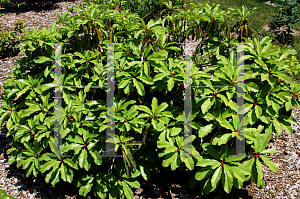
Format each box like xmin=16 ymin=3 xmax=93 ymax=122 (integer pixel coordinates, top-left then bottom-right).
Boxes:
xmin=1 ymin=1 xmax=300 ymax=198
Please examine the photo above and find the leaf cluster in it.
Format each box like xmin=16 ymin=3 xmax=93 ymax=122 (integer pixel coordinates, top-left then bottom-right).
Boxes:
xmin=0 ymin=19 xmax=26 ymax=58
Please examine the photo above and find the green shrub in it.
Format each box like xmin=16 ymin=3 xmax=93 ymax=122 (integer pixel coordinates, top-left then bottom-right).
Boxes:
xmin=0 ymin=19 xmax=26 ymax=58
xmin=268 ymin=0 xmax=300 ymax=45
xmin=229 ymin=5 xmax=258 ymax=42
xmin=0 ymin=0 xmax=300 ymax=198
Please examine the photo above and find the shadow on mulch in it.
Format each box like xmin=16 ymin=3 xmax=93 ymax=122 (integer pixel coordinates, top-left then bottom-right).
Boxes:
xmin=133 ymin=168 xmax=254 ymax=199
xmin=0 ymin=48 xmax=20 ymax=60
xmin=0 ymin=0 xmax=77 ymax=14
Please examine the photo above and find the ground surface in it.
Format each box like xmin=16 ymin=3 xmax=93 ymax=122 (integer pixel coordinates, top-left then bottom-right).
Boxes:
xmin=1 ymin=0 xmax=300 ymax=198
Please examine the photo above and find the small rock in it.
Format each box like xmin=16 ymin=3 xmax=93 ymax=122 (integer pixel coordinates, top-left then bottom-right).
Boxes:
xmin=135 ymin=188 xmax=143 ymax=195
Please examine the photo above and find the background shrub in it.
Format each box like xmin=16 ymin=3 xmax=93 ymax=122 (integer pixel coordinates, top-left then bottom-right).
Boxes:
xmin=0 ymin=19 xmax=26 ymax=58
xmin=268 ymin=0 xmax=300 ymax=45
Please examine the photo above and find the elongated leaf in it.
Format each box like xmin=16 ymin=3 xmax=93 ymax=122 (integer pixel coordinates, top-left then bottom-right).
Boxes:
xmin=133 ymin=78 xmax=145 ymax=96
xmin=157 ymin=141 xmax=173 ymax=148
xmin=164 ymin=145 xmax=178 ymax=154
xmin=40 ymin=161 xmax=60 ymax=173
xmin=196 ymin=158 xmax=219 ymax=167
xmin=222 ymin=164 xmax=233 ymax=193
xmin=203 ymin=144 xmax=220 ymax=159
xmin=167 ymin=77 xmax=174 ymax=91
xmin=156 ymin=102 xmax=169 ymax=114
xmin=153 ymin=73 xmax=168 ymax=81
xmin=211 ymin=166 xmax=222 ymax=188
xmin=260 ymin=155 xmax=278 ymax=172
xmin=170 ymin=127 xmax=182 ymax=136
xmin=137 ymin=76 xmax=154 ymax=85
xmin=138 ymin=105 xmax=152 ymax=116
xmin=151 ymin=97 xmax=158 ymax=114
xmin=140 ymin=164 xmax=151 ymax=181
xmin=195 ymin=167 xmax=214 ymax=181
xmin=260 ymin=148 xmax=278 ymax=154
xmin=198 ymin=124 xmax=213 ymax=138
xmin=256 ymin=159 xmax=264 ymax=188
xmin=202 ymin=98 xmax=214 ymax=114
xmin=162 ymin=152 xmax=176 ymax=167
xmin=122 ymin=181 xmax=134 ymax=199
xmin=217 ymin=134 xmax=232 ymax=145
xmin=119 ymin=79 xmax=131 ymax=89
xmin=217 ymin=118 xmax=235 ymax=132
xmin=184 ymin=156 xmax=194 ymax=171
xmin=123 ymin=178 xmax=140 ymax=189
xmin=254 ymin=105 xmax=262 ymax=119
xmin=22 ymin=105 xmax=41 ymax=117
xmin=258 ymin=128 xmax=272 ymax=152
xmin=33 ymin=56 xmax=53 ymax=64
xmin=147 ymin=50 xmax=168 ymax=60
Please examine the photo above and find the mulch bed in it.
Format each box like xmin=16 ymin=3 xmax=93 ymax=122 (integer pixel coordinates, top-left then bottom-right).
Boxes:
xmin=1 ymin=1 xmax=300 ymax=198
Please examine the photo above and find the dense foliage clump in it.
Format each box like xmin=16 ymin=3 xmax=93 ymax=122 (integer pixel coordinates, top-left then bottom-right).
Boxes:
xmin=0 ymin=19 xmax=26 ymax=58
xmin=0 ymin=0 xmax=300 ymax=198
xmin=268 ymin=0 xmax=300 ymax=45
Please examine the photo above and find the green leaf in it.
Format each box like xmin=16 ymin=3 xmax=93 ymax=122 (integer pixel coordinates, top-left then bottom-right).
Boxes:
xmin=119 ymin=79 xmax=131 ymax=89
xmin=195 ymin=167 xmax=214 ymax=181
xmin=167 ymin=77 xmax=174 ymax=91
xmin=256 ymin=159 xmax=264 ymax=188
xmin=156 ymin=102 xmax=169 ymax=114
xmin=232 ymin=168 xmax=245 ymax=188
xmin=183 ymin=156 xmax=194 ymax=171
xmin=245 ymin=82 xmax=259 ymax=92
xmin=198 ymin=124 xmax=213 ymax=138
xmin=202 ymin=98 xmax=215 ymax=114
xmin=138 ymin=105 xmax=152 ymax=115
xmin=33 ymin=56 xmax=53 ymax=64
xmin=285 ymin=99 xmax=294 ymax=112
xmin=260 ymin=148 xmax=278 ymax=154
xmin=254 ymin=105 xmax=262 ymax=118
xmin=151 ymin=97 xmax=158 ymax=114
xmin=133 ymin=78 xmax=145 ymax=96
xmin=153 ymin=73 xmax=167 ymax=81
xmin=196 ymin=158 xmax=219 ymax=167
xmin=217 ymin=118 xmax=235 ymax=132
xmin=260 ymin=155 xmax=278 ymax=172
xmin=222 ymin=164 xmax=233 ymax=193
xmin=211 ymin=166 xmax=222 ymax=188
xmin=162 ymin=152 xmax=176 ymax=167
xmin=203 ymin=144 xmax=220 ymax=159
xmin=22 ymin=105 xmax=41 ymax=117
xmin=170 ymin=127 xmax=182 ymax=136
xmin=137 ymin=76 xmax=154 ymax=85
xmin=0 ymin=190 xmax=14 ymax=199
xmin=79 ymin=150 xmax=88 ymax=170
xmin=157 ymin=140 xmax=173 ymax=148
xmin=163 ymin=145 xmax=178 ymax=154
xmin=254 ymin=59 xmax=267 ymax=69
xmin=140 ymin=164 xmax=151 ymax=181
xmin=262 ymin=48 xmax=280 ymax=58
xmin=217 ymin=134 xmax=232 ymax=145
xmin=189 ymin=175 xmax=198 ymax=188
xmin=40 ymin=161 xmax=60 ymax=173
xmin=273 ymin=72 xmax=292 ymax=84
xmin=147 ymin=50 xmax=168 ymax=60
xmin=123 ymin=178 xmax=140 ymax=189
xmin=273 ymin=118 xmax=282 ymax=136
xmin=226 ymin=155 xmax=244 ymax=162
